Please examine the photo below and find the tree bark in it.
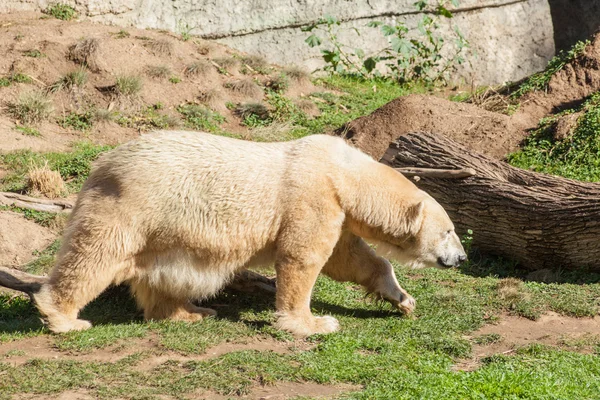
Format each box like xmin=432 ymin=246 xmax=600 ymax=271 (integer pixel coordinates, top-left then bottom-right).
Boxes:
xmin=381 ymin=131 xmax=600 ymax=271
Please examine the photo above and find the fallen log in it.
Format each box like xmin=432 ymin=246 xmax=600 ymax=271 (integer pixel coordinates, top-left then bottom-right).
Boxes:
xmin=381 ymin=131 xmax=600 ymax=271
xmin=0 ymin=192 xmax=73 ymax=213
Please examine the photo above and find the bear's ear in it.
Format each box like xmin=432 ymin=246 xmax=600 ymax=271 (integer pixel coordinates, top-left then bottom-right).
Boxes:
xmin=405 ymin=200 xmax=425 ymax=236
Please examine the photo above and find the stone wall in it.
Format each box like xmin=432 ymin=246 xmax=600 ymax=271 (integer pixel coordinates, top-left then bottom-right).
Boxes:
xmin=0 ymin=0 xmax=557 ymax=85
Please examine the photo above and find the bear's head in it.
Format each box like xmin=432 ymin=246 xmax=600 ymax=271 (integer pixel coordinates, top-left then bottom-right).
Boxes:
xmin=373 ymin=193 xmax=467 ymax=270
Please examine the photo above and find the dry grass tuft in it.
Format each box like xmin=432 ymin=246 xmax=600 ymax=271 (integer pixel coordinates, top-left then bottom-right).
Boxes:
xmin=246 ymin=121 xmax=294 ymax=142
xmin=294 ymin=98 xmax=320 ymax=117
xmin=145 ymin=39 xmax=174 ymax=56
xmin=68 ymin=38 xmax=100 ymax=71
xmin=284 ymin=65 xmax=311 ymax=82
xmin=225 ymin=78 xmax=263 ymax=98
xmin=27 ymin=161 xmax=66 ymax=199
xmin=198 ymin=89 xmax=223 ymax=110
xmin=115 ymin=74 xmax=143 ymax=97
xmin=146 ymin=65 xmax=171 ymax=79
xmin=213 ymin=56 xmax=239 ymax=73
xmin=7 ymin=90 xmax=53 ymax=125
xmin=234 ymin=102 xmax=270 ymax=120
xmin=240 ymin=55 xmax=270 ymax=74
xmin=196 ymin=41 xmax=212 ymax=55
xmin=185 ymin=60 xmax=212 ymax=77
xmin=497 ymin=278 xmax=530 ymax=304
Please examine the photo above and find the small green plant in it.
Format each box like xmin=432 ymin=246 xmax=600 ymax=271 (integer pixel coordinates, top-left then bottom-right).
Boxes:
xmin=10 ymin=73 xmax=32 ymax=84
xmin=235 ymin=102 xmax=271 ymax=127
xmin=58 ymin=110 xmax=94 ymax=131
xmin=45 ymin=3 xmax=77 ymax=21
xmin=177 ymin=103 xmax=225 ymax=131
xmin=111 ymin=29 xmax=130 ymax=39
xmin=23 ymin=49 xmax=45 ymax=58
xmin=177 ymin=20 xmax=195 ymax=41
xmin=7 ymin=90 xmax=53 ymax=125
xmin=169 ymin=76 xmax=181 ymax=84
xmin=115 ymin=74 xmax=143 ymax=96
xmin=473 ymin=333 xmax=503 ymax=345
xmin=511 ymin=39 xmax=590 ymax=98
xmin=302 ymin=1 xmax=469 ymax=84
xmin=0 ymin=77 xmax=11 ymax=87
xmin=14 ymin=125 xmax=41 ymax=137
xmin=50 ymin=68 xmax=88 ymax=92
xmin=146 ymin=65 xmax=171 ymax=79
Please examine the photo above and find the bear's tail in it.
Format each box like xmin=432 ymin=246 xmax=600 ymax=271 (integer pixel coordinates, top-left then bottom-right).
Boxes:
xmin=0 ymin=266 xmax=47 ymax=295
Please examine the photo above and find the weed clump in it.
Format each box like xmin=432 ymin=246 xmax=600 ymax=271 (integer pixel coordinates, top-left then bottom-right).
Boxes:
xmin=58 ymin=111 xmax=94 ymax=131
xmin=240 ymin=55 xmax=270 ymax=74
xmin=115 ymin=75 xmax=143 ymax=97
xmin=7 ymin=90 xmax=53 ymax=125
xmin=266 ymin=73 xmax=289 ymax=93
xmin=284 ymin=65 xmax=310 ymax=82
xmin=50 ymin=68 xmax=88 ymax=92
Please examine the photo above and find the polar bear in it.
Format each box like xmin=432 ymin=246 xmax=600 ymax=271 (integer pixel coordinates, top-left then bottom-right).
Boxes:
xmin=3 ymin=130 xmax=466 ymax=336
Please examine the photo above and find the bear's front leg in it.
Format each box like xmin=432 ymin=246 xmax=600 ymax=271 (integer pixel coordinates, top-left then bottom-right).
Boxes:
xmin=273 ymin=204 xmax=344 ymax=337
xmin=321 ymin=231 xmax=416 ymax=315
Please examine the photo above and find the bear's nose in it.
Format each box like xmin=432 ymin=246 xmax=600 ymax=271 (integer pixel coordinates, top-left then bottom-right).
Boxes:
xmin=458 ymin=254 xmax=467 ymax=264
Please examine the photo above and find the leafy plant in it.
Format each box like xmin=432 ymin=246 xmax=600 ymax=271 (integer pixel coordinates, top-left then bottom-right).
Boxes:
xmin=169 ymin=76 xmax=181 ymax=84
xmin=23 ymin=49 xmax=44 ymax=58
xmin=44 ymin=3 xmax=77 ymax=21
xmin=302 ymin=0 xmax=469 ymax=84
xmin=58 ymin=111 xmax=94 ymax=131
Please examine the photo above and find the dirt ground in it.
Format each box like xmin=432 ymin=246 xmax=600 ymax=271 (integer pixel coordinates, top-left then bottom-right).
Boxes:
xmin=0 ymin=210 xmax=55 ymax=267
xmin=0 ymin=12 xmax=319 ymax=155
xmin=455 ymin=312 xmax=600 ymax=371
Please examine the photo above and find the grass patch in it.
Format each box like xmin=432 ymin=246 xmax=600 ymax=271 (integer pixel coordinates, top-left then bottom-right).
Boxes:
xmin=50 ymin=68 xmax=88 ymax=92
xmin=115 ymin=74 xmax=143 ymax=97
xmin=14 ymin=125 xmax=41 ymax=137
xmin=144 ymin=39 xmax=173 ymax=56
xmin=507 ymin=92 xmax=600 ymax=181
xmin=0 ymin=142 xmax=113 ymax=193
xmin=224 ymin=78 xmax=263 ymax=98
xmin=7 ymin=90 xmax=53 ymax=125
xmin=111 ymin=29 xmax=130 ymax=39
xmin=185 ymin=60 xmax=212 ymax=77
xmin=116 ymin=105 xmax=180 ymax=131
xmin=58 ymin=110 xmax=94 ymax=131
xmin=169 ymin=76 xmax=181 ymax=84
xmin=177 ymin=103 xmax=225 ymax=131
xmin=239 ymin=54 xmax=270 ymax=74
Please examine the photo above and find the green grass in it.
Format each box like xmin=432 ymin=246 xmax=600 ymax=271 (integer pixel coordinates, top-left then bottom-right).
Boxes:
xmin=58 ymin=110 xmax=94 ymax=131
xmin=13 ymin=125 xmax=41 ymax=137
xmin=0 ymin=142 xmax=113 ymax=193
xmin=1 ymin=263 xmax=599 ymax=399
xmin=2 ymin=75 xmax=600 ymax=398
xmin=177 ymin=103 xmax=225 ymax=132
xmin=507 ymin=92 xmax=600 ymax=181
xmin=116 ymin=105 xmax=180 ymax=131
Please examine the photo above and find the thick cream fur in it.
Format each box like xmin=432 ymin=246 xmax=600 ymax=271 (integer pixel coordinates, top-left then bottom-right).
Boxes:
xmin=31 ymin=130 xmax=463 ymax=336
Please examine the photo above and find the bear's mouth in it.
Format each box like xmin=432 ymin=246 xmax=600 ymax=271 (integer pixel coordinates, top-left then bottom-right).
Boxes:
xmin=437 ymin=257 xmax=454 ymax=268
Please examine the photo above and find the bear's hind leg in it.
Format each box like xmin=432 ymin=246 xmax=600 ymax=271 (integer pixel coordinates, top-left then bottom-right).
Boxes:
xmin=130 ymin=279 xmax=216 ymax=323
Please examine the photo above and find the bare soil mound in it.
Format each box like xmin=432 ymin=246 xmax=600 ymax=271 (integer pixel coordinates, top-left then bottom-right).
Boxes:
xmin=335 ymin=94 xmax=531 ymax=161
xmin=0 ymin=12 xmax=319 ymax=154
xmin=517 ymin=30 xmax=600 ymax=123
xmin=0 ymin=210 xmax=55 ymax=268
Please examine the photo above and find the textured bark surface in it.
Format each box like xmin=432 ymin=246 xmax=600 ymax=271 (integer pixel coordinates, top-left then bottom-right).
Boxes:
xmin=381 ymin=131 xmax=600 ymax=271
